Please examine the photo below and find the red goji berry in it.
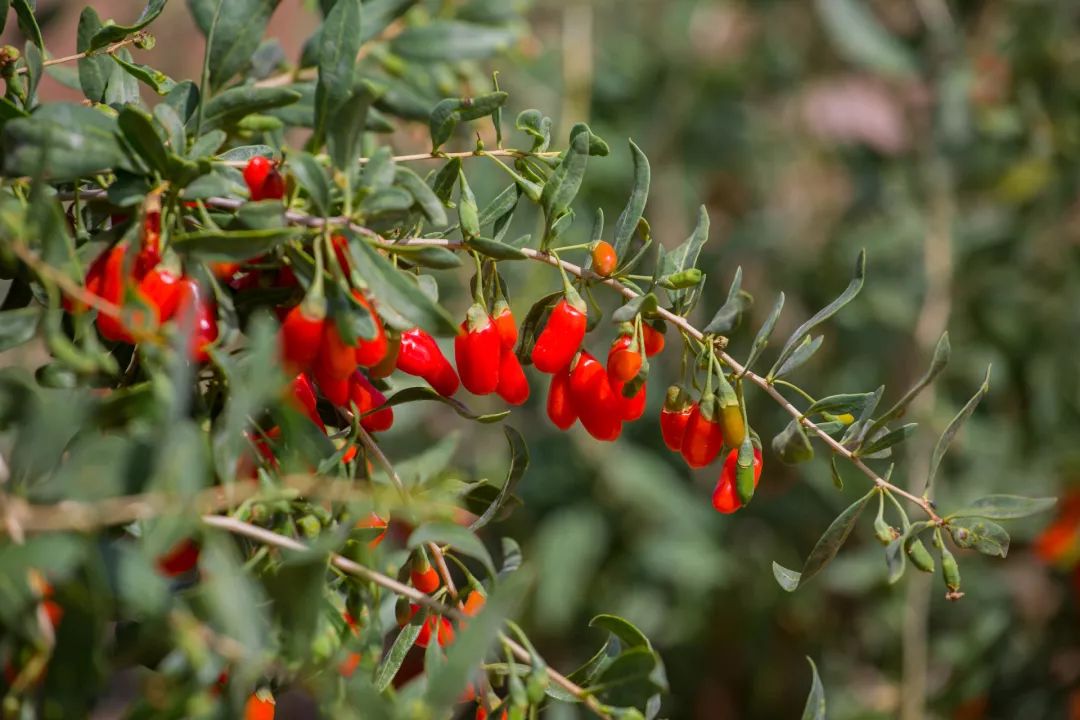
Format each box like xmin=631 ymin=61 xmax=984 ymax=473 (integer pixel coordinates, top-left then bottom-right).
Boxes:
xmin=397 ymin=328 xmax=460 ymax=397
xmin=455 ymin=304 xmax=501 ymax=395
xmin=175 ymin=278 xmax=218 ymax=362
xmin=352 ymin=291 xmax=388 ymax=368
xmin=95 ymin=245 xmax=158 ymax=343
xmin=313 ymin=361 xmax=351 ymax=406
xmin=348 ymin=371 xmax=394 ymax=432
xmin=660 ymin=385 xmax=693 ymax=452
xmin=712 ymin=446 xmax=763 ymax=514
xmin=280 ymin=304 xmax=325 ymax=371
xmin=316 ymin=321 xmax=359 ymax=381
xmin=546 ymin=367 xmax=577 ymax=430
xmin=156 ymin=538 xmax=200 ymax=577
xmin=591 ymin=240 xmax=617 ymax=277
xmin=410 ymin=554 xmax=440 ymax=594
xmin=613 ymin=379 xmax=646 ymax=421
xmin=137 ymin=267 xmax=182 ymax=320
xmin=243 ymin=156 xmax=284 ymax=201
xmin=209 ymin=262 xmax=241 ymax=280
xmin=244 ymin=690 xmax=275 ymax=720
xmin=496 ymin=348 xmax=530 ymax=405
xmin=356 ymin=512 xmax=388 ymax=548
xmin=681 ymin=394 xmax=724 ymax=468
xmin=475 ymin=706 xmax=509 ymax=720
xmin=569 ymin=351 xmax=622 ymax=441
xmin=290 ymin=373 xmax=325 ymax=429
xmin=606 ymin=334 xmax=643 ymax=384
xmin=492 ymin=299 xmax=517 ymax=351
xmin=462 ymin=590 xmax=486 ymax=617
xmin=531 ymin=296 xmax=587 ymax=373
xmin=642 ymin=322 xmax=665 ymax=357
xmin=369 ymin=330 xmax=401 ymax=380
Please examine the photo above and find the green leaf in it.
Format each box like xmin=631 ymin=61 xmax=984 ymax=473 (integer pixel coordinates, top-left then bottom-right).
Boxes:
xmin=12 ymin=0 xmax=42 ymax=50
xmin=110 ymin=55 xmax=177 ymax=95
xmin=516 ymin=108 xmax=552 ymax=151
xmin=948 ymin=517 xmax=1010 ymax=558
xmin=24 ymin=40 xmax=42 ymax=108
xmin=424 ymin=571 xmax=530 ymax=712
xmin=327 ymin=83 xmax=375 ymax=173
xmin=104 ymin=47 xmax=139 ymax=106
xmin=395 ymin=166 xmax=448 ymax=226
xmin=703 ymin=267 xmax=751 ymax=334
xmin=948 ymin=495 xmax=1057 ymax=521
xmin=0 ymin=307 xmax=39 ymax=351
xmin=374 ymin=614 xmax=424 ymax=691
xmin=770 ymin=250 xmax=865 ymax=379
xmin=611 ymin=293 xmax=658 ymax=324
xmin=3 ymin=103 xmax=135 ymax=181
xmin=391 ymin=21 xmax=519 ymax=62
xmin=88 ymin=0 xmax=166 ymax=51
xmin=195 ymin=85 xmax=301 ymax=133
xmin=471 ymin=427 xmax=528 ymax=531
xmin=805 ymin=393 xmax=878 ymax=417
xmin=407 ymin=522 xmax=496 ymax=577
xmin=263 ymin=554 xmax=328 ymax=660
xmin=815 ymin=0 xmax=917 ymax=78
xmin=772 ymin=418 xmax=814 ymax=465
xmin=869 ymin=331 xmax=950 ymax=439
xmin=429 ymin=92 xmax=508 ymax=151
xmin=801 ymin=657 xmax=826 ymax=720
xmin=117 ymin=105 xmax=169 ymax=175
xmin=287 ymin=152 xmax=330 ymax=216
xmin=541 ymin=129 xmax=590 ymax=221
xmin=884 ymin=535 xmax=906 ymax=584
xmin=315 ymin=0 xmax=361 ymax=145
xmin=172 ymin=226 xmax=302 ymax=261
xmin=345 ymin=233 xmax=458 ymax=336
xmin=743 ymin=292 xmax=784 ymax=372
xmin=773 ymin=490 xmax=874 ymax=591
xmin=381 ymin=385 xmax=508 ymax=424
xmin=611 ymin=139 xmax=650 ymax=260
xmin=190 ymin=0 xmax=282 ymax=90
xmin=380 ymin=243 xmax=461 ymax=270
xmin=466 ymin=236 xmax=526 ymax=261
xmin=589 ymin=647 xmax=664 ymax=709
xmin=154 ymin=103 xmax=186 ymax=154
xmin=569 ymin=122 xmax=610 ymax=156
xmin=925 ymin=366 xmax=991 ymax=496
xmin=589 ymin=614 xmax=650 ymax=650
xmin=773 ymin=334 xmax=823 ymax=381
xmin=856 ymin=422 xmax=917 ymax=458
xmin=199 ymin=534 xmax=271 ymax=666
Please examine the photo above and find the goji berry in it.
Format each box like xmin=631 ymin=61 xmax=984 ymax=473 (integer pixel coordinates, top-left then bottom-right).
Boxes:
xmin=607 ymin=334 xmax=642 ymax=384
xmin=290 ymin=373 xmax=324 ymax=429
xmin=660 ymin=385 xmax=693 ymax=452
xmin=591 ymin=240 xmax=617 ymax=277
xmin=642 ymin=322 xmax=665 ymax=357
xmin=397 ymin=328 xmax=460 ymax=397
xmin=137 ymin=267 xmax=182 ymax=320
xmin=531 ymin=295 xmax=587 ymax=373
xmin=209 ymin=261 xmax=241 ymax=280
xmin=462 ymin=590 xmax=486 ymax=616
xmin=496 ymin=348 xmax=530 ymax=405
xmin=475 ymin=706 xmax=509 ymax=720
xmin=348 ymin=371 xmax=394 ymax=432
xmin=546 ymin=367 xmax=577 ymax=430
xmin=243 ymin=156 xmax=285 ymax=202
xmin=244 ymin=690 xmax=275 ymax=720
xmin=316 ymin=320 xmax=359 ymax=380
xmin=356 ymin=512 xmax=387 ymax=548
xmin=492 ymin=299 xmax=517 ymax=351
xmin=455 ymin=304 xmax=501 ymax=395
xmin=680 ymin=394 xmax=724 ymax=468
xmin=95 ymin=245 xmax=158 ymax=343
xmin=712 ymin=446 xmax=763 ymax=513
xmin=569 ymin=351 xmax=622 ymax=441
xmin=280 ymin=304 xmax=325 ymax=371
xmin=613 ymin=379 xmax=646 ymax=421
xmin=352 ymin=291 xmax=388 ymax=368
xmin=156 ymin=538 xmax=200 ymax=577
xmin=369 ymin=330 xmax=401 ymax=379
xmin=313 ymin=362 xmax=351 ymax=406
xmin=410 ymin=554 xmax=441 ymax=594
xmin=175 ymin=278 xmax=218 ymax=362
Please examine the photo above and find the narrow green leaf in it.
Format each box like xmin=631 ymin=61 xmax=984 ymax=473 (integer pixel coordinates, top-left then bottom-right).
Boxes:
xmin=374 ymin=613 xmax=425 ymax=691
xmin=466 ymin=236 xmax=526 ymax=261
xmin=189 ymin=0 xmax=282 ymax=90
xmin=815 ymin=0 xmax=916 ymax=78
xmin=925 ymin=366 xmax=991 ymax=496
xmin=287 ymin=152 xmax=331 ymax=216
xmin=0 ymin=307 xmax=39 ymax=351
xmin=471 ymin=427 xmax=528 ymax=530
xmin=407 ymin=522 xmax=495 ymax=577
xmin=742 ymin=292 xmax=784 ymax=372
xmin=770 ymin=249 xmax=865 ymax=378
xmin=117 ymin=105 xmax=169 ymax=175
xmin=381 ymin=385 xmax=508 ymax=423
xmin=172 ymin=227 xmax=302 ymax=261
xmin=611 ymin=139 xmax=650 ymax=260
xmin=772 ymin=418 xmax=815 ymax=465
xmin=948 ymin=517 xmax=1010 ymax=558
xmin=611 ymin=293 xmax=658 ymax=324
xmin=391 ymin=21 xmax=519 ymax=62
xmin=801 ymin=657 xmax=826 ymax=720
xmin=869 ymin=332 xmax=950 ymax=439
xmin=948 ymin=495 xmax=1056 ymax=521
xmin=703 ymin=267 xmax=750 ymax=334
xmin=194 ymin=85 xmax=301 ymax=133
xmin=12 ymin=0 xmax=43 ymax=50
xmin=395 ymin=166 xmax=447 ymax=226
xmin=3 ymin=103 xmax=135 ymax=181
xmin=774 ymin=490 xmax=874 ymax=591
xmin=805 ymin=393 xmax=877 ymax=417
xmin=458 ymin=169 xmax=480 ymax=238
xmin=327 ymin=82 xmax=375 ymax=173
xmin=88 ymin=0 xmax=166 ymax=50
xmin=315 ymin=0 xmax=361 ymax=144
xmin=589 ymin=614 xmax=651 ymax=650
xmin=856 ymin=422 xmax=917 ymax=458
xmin=772 ymin=334 xmax=823 ymax=381
xmin=110 ymin=55 xmax=177 ymax=95
xmin=541 ymin=131 xmax=589 ymax=223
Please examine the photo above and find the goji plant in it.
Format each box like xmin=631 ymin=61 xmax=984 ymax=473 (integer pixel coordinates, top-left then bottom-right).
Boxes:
xmin=0 ymin=1 xmax=1058 ymax=719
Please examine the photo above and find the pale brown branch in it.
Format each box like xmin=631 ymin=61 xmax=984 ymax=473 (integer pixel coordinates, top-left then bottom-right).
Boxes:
xmin=216 ymin=149 xmax=561 ymax=169
xmin=202 ymin=514 xmax=609 ymax=718
xmin=14 ymin=34 xmax=146 ymax=75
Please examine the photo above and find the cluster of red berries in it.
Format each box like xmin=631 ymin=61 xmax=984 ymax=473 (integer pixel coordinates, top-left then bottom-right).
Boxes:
xmin=72 ymin=212 xmax=218 ymax=360
xmin=660 ymin=383 xmax=763 ymax=513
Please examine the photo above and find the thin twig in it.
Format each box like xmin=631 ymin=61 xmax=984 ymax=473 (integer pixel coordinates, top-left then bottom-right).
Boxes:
xmin=202 ymin=514 xmax=609 ymax=718
xmin=13 ymin=34 xmax=146 ymax=75
xmin=216 ymin=149 xmax=561 ymax=169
